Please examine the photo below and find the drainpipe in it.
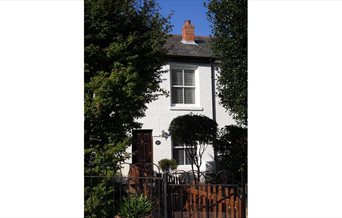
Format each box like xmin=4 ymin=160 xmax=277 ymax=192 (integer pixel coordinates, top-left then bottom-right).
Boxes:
xmin=210 ymin=57 xmax=217 ymax=165
xmin=210 ymin=57 xmax=216 ymax=122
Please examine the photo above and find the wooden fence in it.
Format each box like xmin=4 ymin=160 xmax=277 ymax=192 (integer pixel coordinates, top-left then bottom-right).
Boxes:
xmin=170 ymin=183 xmax=242 ymax=218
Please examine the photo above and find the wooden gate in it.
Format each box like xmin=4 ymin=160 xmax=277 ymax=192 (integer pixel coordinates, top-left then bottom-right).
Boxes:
xmin=169 ymin=183 xmax=243 ymax=218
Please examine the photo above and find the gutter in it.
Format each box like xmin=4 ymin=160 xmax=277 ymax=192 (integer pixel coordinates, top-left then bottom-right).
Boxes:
xmin=165 ymin=55 xmax=212 ymax=63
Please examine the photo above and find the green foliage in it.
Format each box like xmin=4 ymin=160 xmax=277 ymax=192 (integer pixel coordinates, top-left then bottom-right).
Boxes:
xmin=158 ymin=158 xmax=178 ymax=172
xmin=169 ymin=114 xmax=217 ymax=147
xmin=215 ymin=125 xmax=247 ymax=183
xmin=85 ymin=0 xmax=171 ymax=175
xmin=84 ymin=178 xmax=125 ymax=217
xmin=84 ymin=0 xmax=171 ymax=216
xmin=120 ymin=195 xmax=152 ymax=218
xmin=169 ymin=114 xmax=217 ymax=182
xmin=207 ymin=0 xmax=247 ymax=125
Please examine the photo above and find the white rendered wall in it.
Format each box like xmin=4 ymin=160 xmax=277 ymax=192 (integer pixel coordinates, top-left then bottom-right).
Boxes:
xmin=214 ymin=65 xmax=237 ymax=128
xmin=122 ymin=61 xmax=235 ymax=175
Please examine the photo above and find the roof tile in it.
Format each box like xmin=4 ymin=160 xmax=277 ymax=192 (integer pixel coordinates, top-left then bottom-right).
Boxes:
xmin=165 ymin=34 xmax=213 ymax=58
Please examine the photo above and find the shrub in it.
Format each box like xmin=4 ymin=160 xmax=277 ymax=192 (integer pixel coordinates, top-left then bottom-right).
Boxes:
xmin=158 ymin=158 xmax=178 ymax=172
xmin=169 ymin=114 xmax=217 ymax=183
xmin=215 ymin=125 xmax=247 ymax=183
xmin=119 ymin=194 xmax=152 ymax=218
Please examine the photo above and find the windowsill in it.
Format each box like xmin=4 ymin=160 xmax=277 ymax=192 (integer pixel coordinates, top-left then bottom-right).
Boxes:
xmin=169 ymin=106 xmax=203 ymax=111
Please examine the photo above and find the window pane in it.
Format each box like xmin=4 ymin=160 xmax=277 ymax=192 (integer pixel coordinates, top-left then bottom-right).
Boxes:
xmin=185 ymin=148 xmax=196 ymax=165
xmin=172 ymin=87 xmax=183 ymax=104
xmin=184 ymin=88 xmax=195 ymax=104
xmin=184 ymin=70 xmax=195 ymax=86
xmin=171 ymin=69 xmax=183 ymax=85
xmin=173 ymin=148 xmax=184 ymax=165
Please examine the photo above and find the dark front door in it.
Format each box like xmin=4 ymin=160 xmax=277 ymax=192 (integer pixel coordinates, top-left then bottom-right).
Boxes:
xmin=132 ymin=130 xmax=153 ymax=164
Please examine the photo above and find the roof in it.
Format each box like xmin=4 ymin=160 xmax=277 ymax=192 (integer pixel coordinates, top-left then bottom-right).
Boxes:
xmin=165 ymin=34 xmax=213 ymax=60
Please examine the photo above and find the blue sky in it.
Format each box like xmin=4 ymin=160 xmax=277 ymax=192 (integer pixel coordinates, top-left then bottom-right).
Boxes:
xmin=156 ymin=0 xmax=212 ymax=36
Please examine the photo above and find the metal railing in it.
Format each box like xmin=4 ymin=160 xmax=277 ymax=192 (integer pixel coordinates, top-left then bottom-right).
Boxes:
xmin=84 ymin=162 xmax=246 ymax=218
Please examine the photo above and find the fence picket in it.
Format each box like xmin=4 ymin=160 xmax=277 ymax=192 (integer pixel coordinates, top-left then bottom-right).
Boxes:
xmin=230 ymin=188 xmax=235 ymax=218
xmin=193 ymin=185 xmax=197 ymax=218
xmin=189 ymin=186 xmax=193 ymax=217
xmin=202 ymin=185 xmax=206 ymax=218
xmin=225 ymin=187 xmax=229 ymax=218
xmin=218 ymin=185 xmax=223 ymax=218
xmin=236 ymin=195 xmax=241 ymax=218
xmin=213 ymin=185 xmax=217 ymax=218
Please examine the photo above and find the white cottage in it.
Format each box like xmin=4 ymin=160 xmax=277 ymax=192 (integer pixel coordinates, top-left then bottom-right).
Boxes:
xmin=125 ymin=20 xmax=235 ymax=174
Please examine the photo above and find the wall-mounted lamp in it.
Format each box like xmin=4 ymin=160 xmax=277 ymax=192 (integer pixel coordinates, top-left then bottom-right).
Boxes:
xmin=161 ymin=130 xmax=170 ymax=139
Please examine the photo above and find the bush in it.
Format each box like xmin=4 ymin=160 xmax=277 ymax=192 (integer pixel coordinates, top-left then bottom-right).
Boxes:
xmin=169 ymin=114 xmax=217 ymax=183
xmin=215 ymin=125 xmax=247 ymax=183
xmin=158 ymin=158 xmax=178 ymax=172
xmin=119 ymin=194 xmax=152 ymax=218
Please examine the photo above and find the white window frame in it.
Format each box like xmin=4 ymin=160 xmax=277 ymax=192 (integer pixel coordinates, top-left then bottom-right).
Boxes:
xmin=169 ymin=65 xmax=202 ymax=111
xmin=172 ymin=143 xmax=196 ymax=166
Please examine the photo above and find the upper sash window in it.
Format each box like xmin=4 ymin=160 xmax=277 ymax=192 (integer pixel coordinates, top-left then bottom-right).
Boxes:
xmin=171 ymin=68 xmax=196 ymax=104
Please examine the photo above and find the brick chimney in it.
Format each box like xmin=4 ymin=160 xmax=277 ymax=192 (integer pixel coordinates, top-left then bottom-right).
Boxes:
xmin=181 ymin=20 xmax=196 ymax=44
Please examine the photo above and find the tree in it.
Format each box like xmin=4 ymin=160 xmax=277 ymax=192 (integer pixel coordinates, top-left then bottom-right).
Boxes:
xmin=84 ymin=0 xmax=171 ymax=216
xmin=207 ymin=0 xmax=247 ymax=126
xmin=169 ymin=114 xmax=217 ymax=183
xmin=215 ymin=125 xmax=247 ymax=183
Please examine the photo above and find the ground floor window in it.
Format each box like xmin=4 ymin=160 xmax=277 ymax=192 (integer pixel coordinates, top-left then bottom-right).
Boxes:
xmin=172 ymin=143 xmax=196 ymax=165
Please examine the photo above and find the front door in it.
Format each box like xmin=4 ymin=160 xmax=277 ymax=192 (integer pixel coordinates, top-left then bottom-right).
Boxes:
xmin=132 ymin=130 xmax=153 ymax=165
